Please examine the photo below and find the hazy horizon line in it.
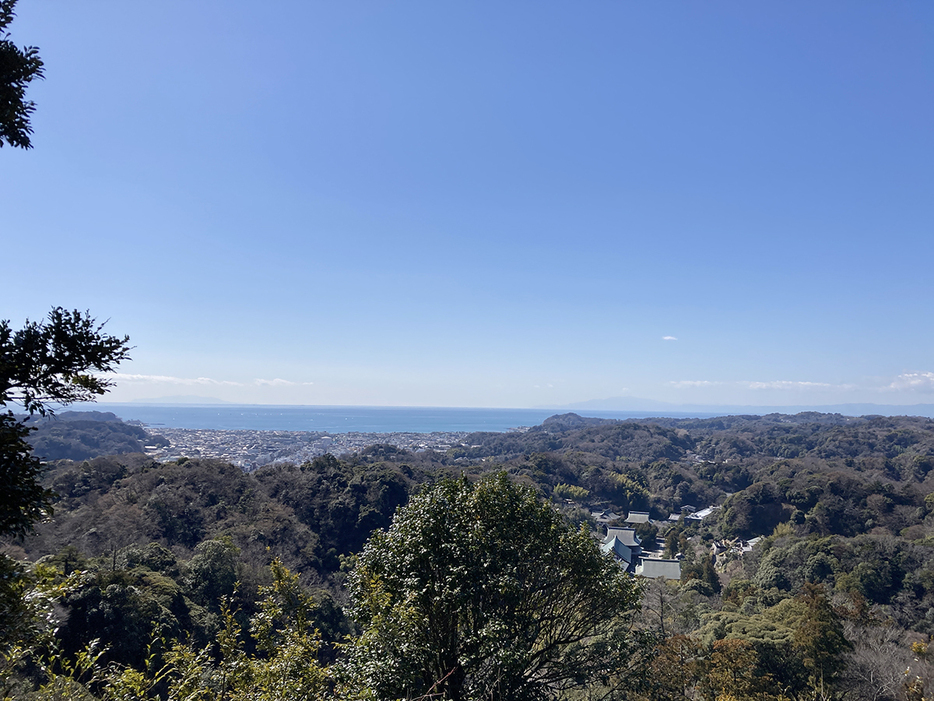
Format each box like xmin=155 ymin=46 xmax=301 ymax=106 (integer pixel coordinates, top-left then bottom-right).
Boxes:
xmin=68 ymin=399 xmax=934 ymax=412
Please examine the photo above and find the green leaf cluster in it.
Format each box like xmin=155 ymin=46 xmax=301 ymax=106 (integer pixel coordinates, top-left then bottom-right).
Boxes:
xmin=0 ymin=0 xmax=43 ymax=149
xmin=346 ymin=473 xmax=643 ymax=701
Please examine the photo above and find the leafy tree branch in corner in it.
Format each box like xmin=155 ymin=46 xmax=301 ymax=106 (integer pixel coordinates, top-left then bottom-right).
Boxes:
xmin=0 ymin=308 xmax=129 ymax=651
xmin=0 ymin=0 xmax=43 ymax=148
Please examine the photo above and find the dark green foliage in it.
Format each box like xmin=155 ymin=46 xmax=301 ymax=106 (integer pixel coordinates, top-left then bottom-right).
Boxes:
xmin=539 ymin=412 xmax=616 ymax=431
xmin=439 ymin=412 xmax=934 ymax=539
xmin=49 ymin=455 xmax=132 ymax=502
xmin=0 ymin=0 xmax=43 ymax=148
xmin=720 ymin=482 xmax=790 ymax=539
xmin=183 ymin=538 xmax=240 ymax=610
xmin=22 ymin=457 xmax=316 ymax=589
xmin=793 ymin=583 xmax=850 ymax=689
xmin=254 ymin=454 xmax=418 ymax=572
xmin=557 ymin=422 xmax=694 ymax=462
xmin=681 ymin=554 xmax=721 ymax=596
xmin=57 ymin=569 xmax=183 ymax=667
xmin=634 ymin=520 xmax=659 ymax=550
xmin=117 ymin=541 xmax=178 ymax=575
xmin=346 ymin=473 xmax=642 ymax=701
xmin=0 ymin=309 xmax=130 ymax=415
xmin=0 ymin=554 xmax=28 ymax=649
xmin=695 ymin=461 xmax=753 ymax=491
xmin=0 ymin=411 xmax=54 ymax=651
xmin=25 ymin=413 xmax=151 ymax=461
xmin=20 ymin=453 xmax=426 ymax=603
xmin=0 ymin=309 xmax=130 ymax=543
xmin=0 ymin=412 xmax=53 ymax=539
xmin=663 ymin=519 xmax=695 ymax=559
xmin=145 ymin=481 xmax=208 ymax=548
xmin=48 ymin=540 xmax=349 ymax=675
xmin=7 ymin=409 xmax=934 ymax=698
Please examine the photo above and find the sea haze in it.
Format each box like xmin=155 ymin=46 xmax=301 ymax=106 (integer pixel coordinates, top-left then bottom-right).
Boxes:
xmin=68 ymin=404 xmax=717 ymax=433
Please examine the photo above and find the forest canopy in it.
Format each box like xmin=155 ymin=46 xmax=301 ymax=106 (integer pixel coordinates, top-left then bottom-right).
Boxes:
xmin=3 ymin=409 xmax=934 ymax=699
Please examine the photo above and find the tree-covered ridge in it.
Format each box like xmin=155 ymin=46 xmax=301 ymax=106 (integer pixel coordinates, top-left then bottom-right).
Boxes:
xmin=19 ymin=453 xmax=443 ymax=586
xmin=465 ymin=412 xmax=934 ymax=470
xmin=4 ymin=410 xmax=934 ymax=698
xmin=21 ymin=411 xmax=168 ymax=462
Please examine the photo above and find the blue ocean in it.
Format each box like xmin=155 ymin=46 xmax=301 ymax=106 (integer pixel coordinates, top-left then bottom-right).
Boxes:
xmin=71 ymin=404 xmax=707 ymax=433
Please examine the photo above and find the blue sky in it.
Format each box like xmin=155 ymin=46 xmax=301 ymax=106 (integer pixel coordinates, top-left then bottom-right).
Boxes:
xmin=3 ymin=1 xmax=932 ymax=408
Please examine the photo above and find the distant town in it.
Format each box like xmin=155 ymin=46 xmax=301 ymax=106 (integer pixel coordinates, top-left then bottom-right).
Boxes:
xmin=142 ymin=426 xmax=506 ymax=469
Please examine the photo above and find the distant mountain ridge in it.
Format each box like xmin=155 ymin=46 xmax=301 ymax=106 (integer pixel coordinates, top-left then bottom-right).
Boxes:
xmin=558 ymin=397 xmax=934 ymax=418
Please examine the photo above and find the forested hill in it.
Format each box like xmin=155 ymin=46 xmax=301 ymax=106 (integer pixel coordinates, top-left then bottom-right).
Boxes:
xmin=20 ymin=411 xmax=934 ymax=571
xmin=627 ymin=411 xmax=934 ymax=467
xmin=464 ymin=411 xmax=934 ymax=468
xmin=22 ymin=411 xmax=170 ymax=461
xmin=7 ymin=410 xmax=934 ymax=698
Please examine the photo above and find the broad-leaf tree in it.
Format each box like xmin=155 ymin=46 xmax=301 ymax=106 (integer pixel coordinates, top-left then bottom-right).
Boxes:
xmin=0 ymin=308 xmax=129 ymax=539
xmin=1 ymin=307 xmax=131 ymax=417
xmin=0 ymin=0 xmax=43 ymax=149
xmin=0 ymin=308 xmax=128 ymax=652
xmin=346 ymin=473 xmax=643 ymax=701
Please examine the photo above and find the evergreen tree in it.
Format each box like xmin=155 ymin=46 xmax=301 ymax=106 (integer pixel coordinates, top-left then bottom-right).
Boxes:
xmin=346 ymin=473 xmax=643 ymax=701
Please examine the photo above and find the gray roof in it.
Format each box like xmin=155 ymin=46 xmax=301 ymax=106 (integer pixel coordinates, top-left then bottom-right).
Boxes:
xmin=600 ymin=536 xmax=633 ymax=564
xmin=687 ymin=506 xmax=719 ymax=521
xmin=636 ymin=558 xmax=682 ymax=580
xmin=624 ymin=511 xmax=651 ymax=524
xmin=605 ymin=527 xmax=641 ymax=548
xmin=591 ymin=510 xmax=621 ymax=522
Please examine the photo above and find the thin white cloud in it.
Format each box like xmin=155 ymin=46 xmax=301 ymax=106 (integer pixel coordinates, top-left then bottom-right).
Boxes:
xmin=254 ymin=378 xmax=297 ymax=387
xmin=738 ymin=380 xmax=859 ymax=391
xmin=669 ymin=379 xmax=851 ymax=392
xmin=744 ymin=380 xmax=835 ymax=391
xmin=662 ymin=336 xmax=678 ymax=341
xmin=887 ymin=372 xmax=934 ymax=393
xmin=669 ymin=380 xmax=719 ymax=388
xmin=111 ymin=373 xmax=242 ymax=386
xmin=111 ymin=373 xmax=315 ymax=389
